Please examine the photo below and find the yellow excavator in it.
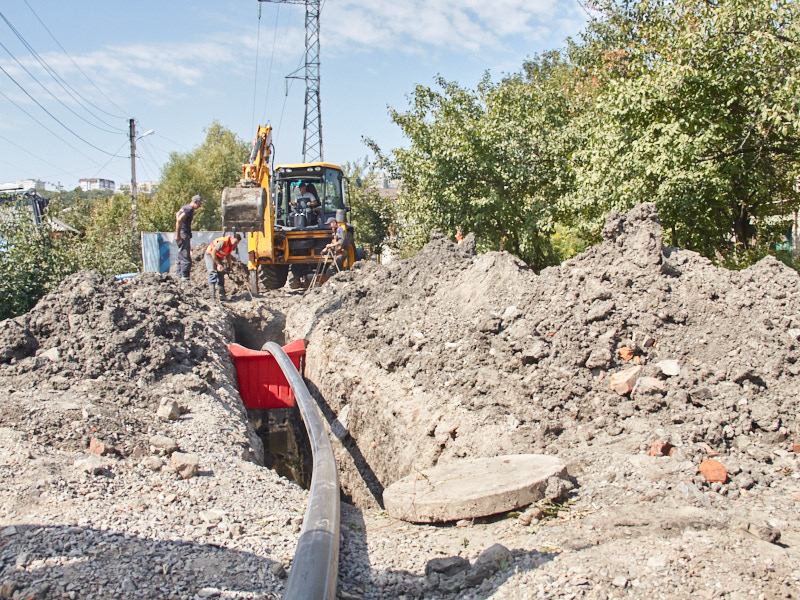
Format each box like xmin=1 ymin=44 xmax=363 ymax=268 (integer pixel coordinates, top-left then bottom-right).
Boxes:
xmin=221 ymin=125 xmax=355 ymax=292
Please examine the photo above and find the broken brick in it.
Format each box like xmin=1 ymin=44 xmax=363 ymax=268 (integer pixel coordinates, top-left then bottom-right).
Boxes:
xmin=649 ymin=440 xmax=674 ymax=456
xmin=610 ymin=365 xmax=642 ymax=396
xmin=699 ymin=459 xmax=727 ymax=483
xmin=618 ymin=347 xmax=634 ymax=361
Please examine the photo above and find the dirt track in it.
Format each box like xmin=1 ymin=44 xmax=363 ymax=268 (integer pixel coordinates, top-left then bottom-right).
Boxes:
xmin=0 ymin=203 xmax=798 ymax=599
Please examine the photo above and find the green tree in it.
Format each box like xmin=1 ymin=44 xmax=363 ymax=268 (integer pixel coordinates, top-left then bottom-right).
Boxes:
xmin=569 ymin=0 xmax=800 ymax=260
xmin=139 ymin=120 xmax=249 ymax=232
xmin=342 ymin=158 xmax=397 ymax=255
xmin=375 ymin=53 xmax=577 ymax=269
xmin=0 ymin=205 xmax=77 ymax=319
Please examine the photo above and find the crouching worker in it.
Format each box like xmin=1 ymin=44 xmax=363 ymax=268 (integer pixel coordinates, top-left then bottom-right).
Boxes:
xmin=322 ymin=217 xmax=347 ymax=278
xmin=204 ymin=234 xmax=242 ymax=300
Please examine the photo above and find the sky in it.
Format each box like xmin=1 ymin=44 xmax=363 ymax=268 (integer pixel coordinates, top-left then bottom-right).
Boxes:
xmin=0 ymin=0 xmax=590 ymax=192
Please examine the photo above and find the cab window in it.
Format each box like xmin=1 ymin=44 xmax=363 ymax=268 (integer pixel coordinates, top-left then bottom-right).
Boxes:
xmin=323 ymin=169 xmax=344 ymax=211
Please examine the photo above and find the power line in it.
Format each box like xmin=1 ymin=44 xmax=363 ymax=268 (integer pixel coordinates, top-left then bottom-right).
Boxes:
xmin=90 ymin=139 xmax=130 ymax=181
xmin=260 ymin=5 xmax=282 ymax=124
xmin=0 ymin=38 xmax=120 ymax=135
xmin=251 ymin=5 xmax=263 ymax=133
xmin=21 ymin=0 xmax=128 ymax=120
xmin=0 ymin=82 xmax=115 ymax=160
xmin=574 ymin=0 xmax=594 ymax=19
xmin=0 ymin=10 xmax=122 ymax=131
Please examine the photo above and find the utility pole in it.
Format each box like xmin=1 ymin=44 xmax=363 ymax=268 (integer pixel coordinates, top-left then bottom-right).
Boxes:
xmin=258 ymin=0 xmax=323 ymax=162
xmin=129 ymin=118 xmax=138 ymax=229
xmin=129 ymin=119 xmax=153 ymax=230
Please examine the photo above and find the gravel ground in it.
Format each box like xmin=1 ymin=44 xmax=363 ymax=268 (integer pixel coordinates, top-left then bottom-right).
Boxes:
xmin=1 ymin=203 xmax=799 ymax=599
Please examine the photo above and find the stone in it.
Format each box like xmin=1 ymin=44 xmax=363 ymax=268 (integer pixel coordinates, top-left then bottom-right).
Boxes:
xmin=699 ymin=459 xmax=727 ymax=483
xmin=383 ymin=454 xmax=567 ymax=523
xmin=1 ymin=580 xmax=19 ymax=599
xmin=40 ymin=347 xmax=61 ymax=362
xmin=171 ymin=452 xmax=200 ymax=479
xmin=612 ymin=576 xmax=628 ymax=588
xmin=634 ymin=376 xmax=666 ymax=395
xmin=466 ymin=544 xmax=512 ymax=586
xmin=331 ymin=404 xmax=351 ymax=441
xmin=425 ymin=556 xmax=470 ymax=579
xmin=149 ymin=435 xmax=179 ymax=455
xmin=521 ymin=341 xmax=550 ymax=365
xmin=656 ymin=359 xmax=681 ymax=376
xmin=140 ymin=456 xmax=163 ymax=471
xmin=518 ymin=506 xmax=544 ymax=526
xmin=74 ymin=455 xmax=106 ymax=475
xmin=156 ymin=398 xmax=181 ymax=421
xmin=610 ymin=365 xmax=642 ymax=395
xmin=199 ymin=509 xmax=225 ymax=524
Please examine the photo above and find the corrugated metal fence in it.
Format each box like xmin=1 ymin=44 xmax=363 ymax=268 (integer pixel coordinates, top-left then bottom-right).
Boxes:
xmin=141 ymin=232 xmax=247 ymax=273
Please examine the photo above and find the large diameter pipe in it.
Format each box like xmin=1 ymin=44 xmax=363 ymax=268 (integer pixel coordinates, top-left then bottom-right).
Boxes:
xmin=262 ymin=342 xmax=340 ymax=600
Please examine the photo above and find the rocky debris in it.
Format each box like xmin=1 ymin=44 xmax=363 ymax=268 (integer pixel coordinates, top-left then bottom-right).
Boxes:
xmin=286 ymin=203 xmax=800 ymax=598
xmin=0 ymin=271 xmax=305 ymax=599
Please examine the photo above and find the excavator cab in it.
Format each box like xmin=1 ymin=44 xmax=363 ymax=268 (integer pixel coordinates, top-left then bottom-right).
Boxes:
xmin=273 ymin=165 xmax=346 ymax=230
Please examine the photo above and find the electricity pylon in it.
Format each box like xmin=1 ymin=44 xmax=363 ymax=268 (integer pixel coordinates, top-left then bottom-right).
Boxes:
xmin=258 ymin=0 xmax=323 ymax=163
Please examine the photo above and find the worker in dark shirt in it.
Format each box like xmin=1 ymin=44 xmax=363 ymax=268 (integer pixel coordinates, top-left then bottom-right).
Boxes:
xmin=174 ymin=195 xmax=203 ymax=279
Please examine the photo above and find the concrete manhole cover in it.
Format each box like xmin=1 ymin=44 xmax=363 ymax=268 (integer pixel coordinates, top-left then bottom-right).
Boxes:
xmin=383 ymin=454 xmax=567 ymax=523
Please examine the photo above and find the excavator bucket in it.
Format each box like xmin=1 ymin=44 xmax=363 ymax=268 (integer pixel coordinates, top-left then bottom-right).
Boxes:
xmin=221 ymin=186 xmax=267 ymax=232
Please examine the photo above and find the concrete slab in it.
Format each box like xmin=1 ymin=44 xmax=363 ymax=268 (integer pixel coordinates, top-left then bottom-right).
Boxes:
xmin=382 ymin=454 xmax=567 ymax=523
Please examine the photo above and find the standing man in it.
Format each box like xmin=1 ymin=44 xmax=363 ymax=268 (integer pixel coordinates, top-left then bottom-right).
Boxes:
xmin=204 ymin=234 xmax=242 ymax=300
xmin=175 ymin=195 xmax=203 ymax=280
xmin=322 ymin=217 xmax=347 ymax=277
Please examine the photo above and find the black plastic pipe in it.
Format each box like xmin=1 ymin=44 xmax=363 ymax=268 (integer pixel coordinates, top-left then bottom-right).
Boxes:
xmin=262 ymin=342 xmax=340 ymax=600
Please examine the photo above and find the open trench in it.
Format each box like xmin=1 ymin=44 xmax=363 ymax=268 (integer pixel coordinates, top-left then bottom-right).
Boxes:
xmin=230 ymin=308 xmax=313 ymax=489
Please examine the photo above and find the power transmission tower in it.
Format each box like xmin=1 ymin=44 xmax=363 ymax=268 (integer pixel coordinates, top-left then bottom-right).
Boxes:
xmin=258 ymin=0 xmax=323 ymax=163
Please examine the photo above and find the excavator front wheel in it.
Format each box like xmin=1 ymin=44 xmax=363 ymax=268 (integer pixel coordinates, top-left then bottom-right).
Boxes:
xmin=258 ymin=264 xmax=289 ymax=290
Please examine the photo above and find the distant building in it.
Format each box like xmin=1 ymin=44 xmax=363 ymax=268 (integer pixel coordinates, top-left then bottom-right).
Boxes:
xmin=118 ymin=181 xmax=159 ymax=195
xmin=374 ymin=168 xmax=400 ymax=190
xmin=0 ymin=179 xmax=47 ymax=192
xmin=79 ymin=178 xmax=115 ymax=192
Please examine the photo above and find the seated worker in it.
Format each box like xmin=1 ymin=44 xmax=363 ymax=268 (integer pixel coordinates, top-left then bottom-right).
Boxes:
xmin=204 ymin=233 xmax=241 ymax=300
xmin=292 ymin=181 xmax=321 ymax=224
xmin=322 ymin=217 xmax=347 ymax=277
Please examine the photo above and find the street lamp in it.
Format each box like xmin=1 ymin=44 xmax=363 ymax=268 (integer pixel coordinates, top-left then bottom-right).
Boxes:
xmin=129 ymin=119 xmax=154 ymax=229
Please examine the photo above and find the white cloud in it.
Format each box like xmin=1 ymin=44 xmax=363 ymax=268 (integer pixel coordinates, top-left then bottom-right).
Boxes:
xmin=322 ymin=0 xmax=582 ymax=55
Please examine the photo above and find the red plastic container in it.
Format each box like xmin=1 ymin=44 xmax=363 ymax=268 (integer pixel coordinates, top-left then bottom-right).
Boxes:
xmin=228 ymin=339 xmax=306 ymax=409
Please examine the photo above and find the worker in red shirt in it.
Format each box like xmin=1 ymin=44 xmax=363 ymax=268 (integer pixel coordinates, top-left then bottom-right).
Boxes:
xmin=204 ymin=234 xmax=241 ymax=300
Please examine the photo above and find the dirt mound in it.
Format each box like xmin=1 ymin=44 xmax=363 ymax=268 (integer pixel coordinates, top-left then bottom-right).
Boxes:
xmin=0 ymin=270 xmax=259 ymax=461
xmin=285 ymin=203 xmax=800 ymax=508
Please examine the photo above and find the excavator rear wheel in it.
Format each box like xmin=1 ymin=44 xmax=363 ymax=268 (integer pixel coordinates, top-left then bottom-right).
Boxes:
xmin=258 ymin=264 xmax=289 ymax=290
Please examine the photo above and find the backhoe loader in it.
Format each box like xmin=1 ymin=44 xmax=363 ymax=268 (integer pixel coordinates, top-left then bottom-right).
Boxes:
xmin=221 ymin=125 xmax=355 ymax=292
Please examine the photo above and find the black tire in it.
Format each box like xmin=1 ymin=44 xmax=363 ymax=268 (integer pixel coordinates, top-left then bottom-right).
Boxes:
xmin=259 ymin=264 xmax=289 ymax=290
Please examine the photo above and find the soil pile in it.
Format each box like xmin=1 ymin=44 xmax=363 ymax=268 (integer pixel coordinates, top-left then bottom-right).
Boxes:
xmin=0 ymin=271 xmax=306 ymax=599
xmin=286 ymin=203 xmax=800 ymax=598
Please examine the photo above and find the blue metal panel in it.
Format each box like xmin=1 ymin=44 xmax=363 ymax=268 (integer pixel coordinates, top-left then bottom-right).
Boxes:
xmin=141 ymin=232 xmax=248 ymax=272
